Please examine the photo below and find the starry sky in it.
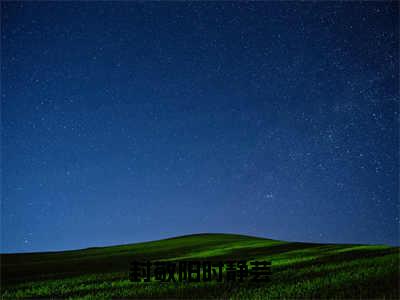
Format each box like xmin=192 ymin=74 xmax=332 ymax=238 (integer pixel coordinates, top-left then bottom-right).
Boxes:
xmin=1 ymin=2 xmax=399 ymax=253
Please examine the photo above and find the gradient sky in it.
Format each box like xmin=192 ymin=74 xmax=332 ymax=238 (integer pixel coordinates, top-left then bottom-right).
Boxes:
xmin=1 ymin=2 xmax=399 ymax=253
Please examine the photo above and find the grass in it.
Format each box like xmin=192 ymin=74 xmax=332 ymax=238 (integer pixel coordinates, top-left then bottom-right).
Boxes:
xmin=1 ymin=233 xmax=399 ymax=299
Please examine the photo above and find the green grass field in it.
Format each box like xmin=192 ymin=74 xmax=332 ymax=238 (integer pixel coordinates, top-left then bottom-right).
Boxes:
xmin=1 ymin=233 xmax=399 ymax=299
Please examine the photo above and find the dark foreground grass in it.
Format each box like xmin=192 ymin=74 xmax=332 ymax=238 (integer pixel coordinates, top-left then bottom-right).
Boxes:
xmin=1 ymin=233 xmax=399 ymax=299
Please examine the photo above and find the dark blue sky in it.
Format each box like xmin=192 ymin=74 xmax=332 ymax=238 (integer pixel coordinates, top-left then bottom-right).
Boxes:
xmin=1 ymin=2 xmax=399 ymax=253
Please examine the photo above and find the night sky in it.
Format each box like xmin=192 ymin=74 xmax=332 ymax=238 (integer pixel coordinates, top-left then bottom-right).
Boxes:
xmin=1 ymin=2 xmax=399 ymax=253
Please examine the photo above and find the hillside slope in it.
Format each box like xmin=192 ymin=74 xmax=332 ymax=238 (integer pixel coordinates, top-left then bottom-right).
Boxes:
xmin=1 ymin=233 xmax=399 ymax=299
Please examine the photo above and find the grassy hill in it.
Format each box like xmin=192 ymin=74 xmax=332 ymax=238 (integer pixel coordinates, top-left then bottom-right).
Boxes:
xmin=1 ymin=233 xmax=399 ymax=299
